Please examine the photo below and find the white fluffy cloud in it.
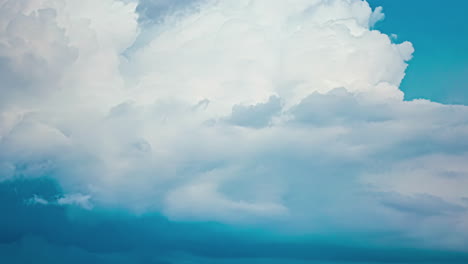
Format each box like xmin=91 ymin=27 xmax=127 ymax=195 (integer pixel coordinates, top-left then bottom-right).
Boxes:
xmin=0 ymin=0 xmax=467 ymax=250
xmin=126 ymin=0 xmax=413 ymax=112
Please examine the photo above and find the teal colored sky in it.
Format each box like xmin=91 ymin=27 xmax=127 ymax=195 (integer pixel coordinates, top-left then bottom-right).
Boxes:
xmin=368 ymin=0 xmax=468 ymax=104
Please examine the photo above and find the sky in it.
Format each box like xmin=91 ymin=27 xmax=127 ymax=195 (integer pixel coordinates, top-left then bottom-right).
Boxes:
xmin=0 ymin=0 xmax=467 ymax=263
xmin=367 ymin=0 xmax=468 ymax=104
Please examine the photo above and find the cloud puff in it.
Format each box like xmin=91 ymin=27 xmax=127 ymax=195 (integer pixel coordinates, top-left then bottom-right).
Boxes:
xmin=225 ymin=96 xmax=282 ymax=128
xmin=27 ymin=193 xmax=93 ymax=209
xmin=0 ymin=0 xmax=467 ymax=253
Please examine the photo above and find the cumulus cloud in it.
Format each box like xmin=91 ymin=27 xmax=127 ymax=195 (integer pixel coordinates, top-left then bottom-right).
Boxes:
xmin=126 ymin=0 xmax=413 ymax=112
xmin=0 ymin=0 xmax=467 ymax=253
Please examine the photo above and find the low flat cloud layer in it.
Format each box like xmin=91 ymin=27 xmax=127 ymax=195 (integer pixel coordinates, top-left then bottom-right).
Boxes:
xmin=0 ymin=0 xmax=467 ymax=262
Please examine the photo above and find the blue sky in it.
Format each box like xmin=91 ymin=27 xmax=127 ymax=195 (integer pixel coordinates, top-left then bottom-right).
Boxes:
xmin=368 ymin=0 xmax=468 ymax=104
xmin=0 ymin=0 xmax=468 ymax=263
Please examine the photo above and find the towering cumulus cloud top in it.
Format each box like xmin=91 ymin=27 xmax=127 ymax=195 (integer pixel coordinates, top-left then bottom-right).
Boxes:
xmin=1 ymin=0 xmax=468 ymax=258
